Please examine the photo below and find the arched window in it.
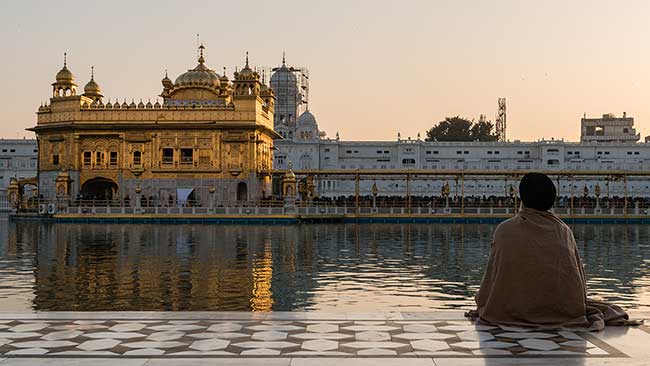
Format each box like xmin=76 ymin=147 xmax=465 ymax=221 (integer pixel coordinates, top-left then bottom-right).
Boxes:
xmin=133 ymin=151 xmax=142 ymax=166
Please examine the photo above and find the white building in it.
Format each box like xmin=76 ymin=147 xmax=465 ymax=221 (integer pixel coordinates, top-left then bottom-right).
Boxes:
xmin=0 ymin=138 xmax=38 ymax=210
xmin=273 ymin=113 xmax=650 ymax=198
xmin=581 ymin=113 xmax=639 ymax=143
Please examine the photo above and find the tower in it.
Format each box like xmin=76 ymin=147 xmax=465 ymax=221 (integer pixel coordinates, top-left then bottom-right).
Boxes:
xmin=233 ymin=52 xmax=261 ymax=98
xmin=51 ymin=53 xmax=77 ymax=98
xmin=496 ymin=98 xmax=507 ymax=142
xmin=269 ymin=53 xmax=308 ymax=132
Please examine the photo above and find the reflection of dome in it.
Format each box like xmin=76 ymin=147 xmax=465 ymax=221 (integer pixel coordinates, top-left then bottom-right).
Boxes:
xmin=174 ymin=45 xmax=220 ymax=88
xmin=297 ymin=110 xmax=316 ymax=125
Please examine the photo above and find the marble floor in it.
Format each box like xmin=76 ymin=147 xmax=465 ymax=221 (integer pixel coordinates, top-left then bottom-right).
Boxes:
xmin=0 ymin=311 xmax=647 ymax=365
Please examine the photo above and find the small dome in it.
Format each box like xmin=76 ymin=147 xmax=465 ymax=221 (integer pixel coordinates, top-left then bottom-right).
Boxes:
xmin=84 ymin=78 xmax=101 ymax=95
xmin=162 ymin=74 xmax=173 ymax=88
xmin=297 ymin=110 xmax=317 ymax=125
xmin=220 ymin=69 xmax=229 ymax=82
xmin=56 ymin=66 xmax=75 ymax=83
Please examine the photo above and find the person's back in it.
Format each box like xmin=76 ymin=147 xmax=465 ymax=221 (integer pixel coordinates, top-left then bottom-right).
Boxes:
xmin=476 ymin=206 xmax=587 ymax=326
xmin=471 ymin=172 xmax=636 ymax=330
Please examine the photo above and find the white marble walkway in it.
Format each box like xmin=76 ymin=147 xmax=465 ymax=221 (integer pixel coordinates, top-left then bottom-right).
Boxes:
xmin=0 ymin=311 xmax=646 ymax=365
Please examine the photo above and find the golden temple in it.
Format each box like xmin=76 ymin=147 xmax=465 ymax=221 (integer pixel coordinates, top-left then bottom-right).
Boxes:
xmin=31 ymin=46 xmax=277 ymax=206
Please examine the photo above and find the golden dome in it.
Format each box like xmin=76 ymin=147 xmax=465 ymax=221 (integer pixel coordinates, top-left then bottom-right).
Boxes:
xmin=235 ymin=52 xmax=259 ymax=80
xmin=84 ymin=79 xmax=100 ymax=93
xmin=56 ymin=67 xmax=74 ymax=83
xmin=82 ymin=67 xmax=103 ymax=100
xmin=55 ymin=53 xmax=75 ymax=84
xmin=174 ymin=44 xmax=221 ymax=89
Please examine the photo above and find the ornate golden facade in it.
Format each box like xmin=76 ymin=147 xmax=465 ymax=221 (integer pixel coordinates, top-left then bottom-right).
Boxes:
xmin=32 ymin=47 xmax=277 ymax=205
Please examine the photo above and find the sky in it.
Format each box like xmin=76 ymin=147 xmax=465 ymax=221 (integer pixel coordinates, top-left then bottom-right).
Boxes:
xmin=1 ymin=0 xmax=649 ymax=142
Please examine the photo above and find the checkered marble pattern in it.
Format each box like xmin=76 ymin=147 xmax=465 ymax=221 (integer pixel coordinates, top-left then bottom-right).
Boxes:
xmin=0 ymin=319 xmax=623 ymax=358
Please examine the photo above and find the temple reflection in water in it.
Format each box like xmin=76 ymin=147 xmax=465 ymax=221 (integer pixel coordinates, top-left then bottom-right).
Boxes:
xmin=0 ymin=219 xmax=649 ymax=312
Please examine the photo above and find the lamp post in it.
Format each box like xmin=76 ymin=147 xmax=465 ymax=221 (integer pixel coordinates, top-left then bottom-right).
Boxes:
xmin=595 ymin=183 xmax=601 ymax=212
xmin=441 ymin=181 xmax=450 ymax=213
xmin=134 ymin=184 xmax=142 ymax=210
xmin=508 ymin=184 xmax=516 ymax=213
xmin=208 ymin=185 xmax=216 ymax=209
xmin=371 ymin=182 xmax=378 ymax=212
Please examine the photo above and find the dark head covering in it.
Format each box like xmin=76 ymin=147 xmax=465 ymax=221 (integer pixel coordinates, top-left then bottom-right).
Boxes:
xmin=519 ymin=172 xmax=557 ymax=211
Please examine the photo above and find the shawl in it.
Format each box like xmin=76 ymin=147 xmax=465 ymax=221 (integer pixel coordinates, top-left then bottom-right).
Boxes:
xmin=467 ymin=207 xmax=639 ymax=331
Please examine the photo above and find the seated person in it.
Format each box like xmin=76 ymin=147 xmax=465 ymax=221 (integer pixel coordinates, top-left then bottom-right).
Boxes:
xmin=469 ymin=172 xmax=636 ymax=330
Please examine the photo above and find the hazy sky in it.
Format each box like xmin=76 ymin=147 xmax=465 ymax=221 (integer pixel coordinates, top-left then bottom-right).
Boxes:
xmin=2 ymin=0 xmax=649 ymax=141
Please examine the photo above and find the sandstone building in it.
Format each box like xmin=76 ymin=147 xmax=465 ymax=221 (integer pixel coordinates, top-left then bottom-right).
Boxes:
xmin=32 ymin=47 xmax=277 ymax=205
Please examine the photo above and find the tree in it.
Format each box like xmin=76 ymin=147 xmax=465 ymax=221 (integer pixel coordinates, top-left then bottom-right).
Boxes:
xmin=425 ymin=116 xmax=498 ymax=142
xmin=470 ymin=119 xmax=498 ymax=142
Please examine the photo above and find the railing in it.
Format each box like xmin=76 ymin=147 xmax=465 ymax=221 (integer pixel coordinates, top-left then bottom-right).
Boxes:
xmin=13 ymin=202 xmax=649 ymax=217
xmin=0 ymin=192 xmax=9 ymax=212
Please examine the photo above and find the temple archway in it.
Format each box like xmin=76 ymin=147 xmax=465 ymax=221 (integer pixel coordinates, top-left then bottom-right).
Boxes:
xmin=80 ymin=178 xmax=118 ymax=201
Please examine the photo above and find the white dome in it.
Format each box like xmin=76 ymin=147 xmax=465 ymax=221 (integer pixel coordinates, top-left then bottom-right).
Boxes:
xmin=297 ymin=110 xmax=317 ymax=126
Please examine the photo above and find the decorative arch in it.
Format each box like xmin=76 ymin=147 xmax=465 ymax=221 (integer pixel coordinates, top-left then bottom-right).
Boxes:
xmin=80 ymin=177 xmax=118 ymax=201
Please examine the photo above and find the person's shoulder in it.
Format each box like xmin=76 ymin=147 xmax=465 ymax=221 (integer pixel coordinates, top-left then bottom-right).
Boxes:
xmin=493 ymin=216 xmax=523 ymax=240
xmin=494 ymin=215 xmax=520 ymax=233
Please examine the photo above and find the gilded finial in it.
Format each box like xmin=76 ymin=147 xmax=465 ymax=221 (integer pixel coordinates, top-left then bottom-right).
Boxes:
xmin=90 ymin=66 xmax=94 ymax=80
xmin=63 ymin=52 xmax=67 ymax=67
xmin=245 ymin=51 xmax=249 ymax=67
xmin=198 ymin=43 xmax=205 ymax=64
xmin=223 ymin=66 xmax=226 ymax=75
xmin=165 ymin=68 xmax=168 ymax=78
xmin=282 ymin=52 xmax=286 ymax=66
xmin=262 ymin=69 xmax=266 ymax=84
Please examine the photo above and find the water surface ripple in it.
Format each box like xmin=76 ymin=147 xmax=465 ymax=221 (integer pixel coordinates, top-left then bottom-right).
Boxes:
xmin=0 ymin=218 xmax=648 ymax=312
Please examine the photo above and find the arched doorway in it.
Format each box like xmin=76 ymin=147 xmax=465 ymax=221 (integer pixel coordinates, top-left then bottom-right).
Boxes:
xmin=81 ymin=178 xmax=118 ymax=201
xmin=237 ymin=182 xmax=248 ymax=201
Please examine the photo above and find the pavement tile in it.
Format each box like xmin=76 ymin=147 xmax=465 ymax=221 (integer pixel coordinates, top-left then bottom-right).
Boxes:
xmin=355 ymin=331 xmax=390 ymax=342
xmin=301 ymin=339 xmax=338 ymax=351
xmin=41 ymin=330 xmax=83 ymax=341
xmin=10 ymin=340 xmax=77 ymax=348
xmin=189 ymin=339 xmax=229 ymax=351
xmin=76 ymin=338 xmax=122 ymax=351
xmin=207 ymin=323 xmax=243 ymax=332
xmin=518 ymin=338 xmax=561 ymax=351
xmin=122 ymin=341 xmax=186 ymax=349
xmin=251 ymin=331 xmax=288 ymax=341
